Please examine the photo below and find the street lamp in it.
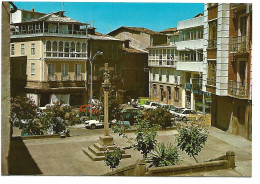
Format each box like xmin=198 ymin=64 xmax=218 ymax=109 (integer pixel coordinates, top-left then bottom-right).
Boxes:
xmin=88 ymin=51 xmax=103 ymax=117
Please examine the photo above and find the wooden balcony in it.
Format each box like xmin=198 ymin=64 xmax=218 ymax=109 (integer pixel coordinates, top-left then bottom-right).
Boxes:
xmin=206 ymin=78 xmax=216 ymax=87
xmin=207 ymin=39 xmax=217 ymax=49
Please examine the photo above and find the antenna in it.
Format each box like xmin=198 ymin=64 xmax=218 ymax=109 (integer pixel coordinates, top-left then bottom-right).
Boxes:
xmin=62 ymin=2 xmax=64 ymax=11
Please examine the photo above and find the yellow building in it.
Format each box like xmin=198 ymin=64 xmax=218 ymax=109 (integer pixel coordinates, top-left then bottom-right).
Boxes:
xmin=10 ymin=10 xmax=89 ymax=106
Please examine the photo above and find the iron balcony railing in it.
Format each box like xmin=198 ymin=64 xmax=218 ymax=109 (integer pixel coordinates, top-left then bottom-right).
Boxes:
xmin=208 ymin=39 xmax=217 ymax=49
xmin=229 ymin=80 xmax=248 ymax=98
xmin=74 ymin=74 xmax=83 ymax=81
xmin=11 ymin=29 xmax=87 ymax=36
xmin=206 ymin=78 xmax=216 ymax=87
xmin=230 ymin=36 xmax=249 ymax=53
xmin=48 ymin=74 xmax=57 ymax=81
xmin=61 ymin=74 xmax=70 ymax=81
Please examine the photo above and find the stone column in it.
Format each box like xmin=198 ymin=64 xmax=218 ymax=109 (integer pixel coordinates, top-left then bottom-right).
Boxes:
xmin=104 ymin=90 xmax=109 ymax=136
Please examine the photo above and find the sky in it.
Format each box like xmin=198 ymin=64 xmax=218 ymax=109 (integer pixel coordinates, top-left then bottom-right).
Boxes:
xmin=13 ymin=1 xmax=204 ymax=34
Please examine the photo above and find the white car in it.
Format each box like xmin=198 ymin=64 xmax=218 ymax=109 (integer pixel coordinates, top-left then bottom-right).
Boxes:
xmin=39 ymin=104 xmax=55 ymax=111
xmin=169 ymin=107 xmax=185 ymax=117
xmin=141 ymin=102 xmax=160 ymax=110
xmin=174 ymin=109 xmax=197 ymax=121
xmin=84 ymin=119 xmax=104 ymax=129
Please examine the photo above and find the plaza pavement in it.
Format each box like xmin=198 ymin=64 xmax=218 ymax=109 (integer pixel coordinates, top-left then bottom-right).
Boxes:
xmin=9 ymin=125 xmax=252 ymax=176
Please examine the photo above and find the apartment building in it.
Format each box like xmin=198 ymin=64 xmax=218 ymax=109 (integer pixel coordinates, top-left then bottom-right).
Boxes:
xmin=148 ymin=34 xmax=182 ymax=106
xmin=175 ymin=13 xmax=207 ymax=111
xmin=203 ymin=3 xmax=252 ymax=140
xmin=10 ymin=10 xmax=89 ymax=106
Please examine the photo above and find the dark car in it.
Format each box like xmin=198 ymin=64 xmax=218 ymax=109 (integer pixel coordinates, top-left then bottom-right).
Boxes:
xmin=121 ymin=108 xmax=142 ymax=125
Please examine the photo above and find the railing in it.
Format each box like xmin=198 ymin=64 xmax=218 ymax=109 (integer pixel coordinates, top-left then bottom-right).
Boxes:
xmin=208 ymin=39 xmax=217 ymax=49
xmin=148 ymin=59 xmax=176 ymax=67
xmin=231 ymin=3 xmax=246 ymax=9
xmin=74 ymin=74 xmax=83 ymax=81
xmin=11 ymin=29 xmax=87 ymax=36
xmin=230 ymin=36 xmax=249 ymax=53
xmin=48 ymin=74 xmax=57 ymax=81
xmin=45 ymin=51 xmax=87 ymax=59
xmin=229 ymin=80 xmax=248 ymax=98
xmin=206 ymin=78 xmax=216 ymax=87
xmin=208 ymin=3 xmax=218 ymax=8
xmin=61 ymin=74 xmax=70 ymax=81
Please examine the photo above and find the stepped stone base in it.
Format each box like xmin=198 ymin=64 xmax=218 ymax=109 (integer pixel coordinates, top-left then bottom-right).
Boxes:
xmin=82 ymin=143 xmax=131 ymax=161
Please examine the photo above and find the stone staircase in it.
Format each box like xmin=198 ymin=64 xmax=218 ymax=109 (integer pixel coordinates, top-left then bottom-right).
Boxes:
xmin=82 ymin=143 xmax=131 ymax=161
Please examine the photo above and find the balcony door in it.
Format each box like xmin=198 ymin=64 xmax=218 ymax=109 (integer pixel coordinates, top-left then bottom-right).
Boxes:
xmin=237 ymin=59 xmax=247 ymax=85
xmin=61 ymin=63 xmax=69 ymax=80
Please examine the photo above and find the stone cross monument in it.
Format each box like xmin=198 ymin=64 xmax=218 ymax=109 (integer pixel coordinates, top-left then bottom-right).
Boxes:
xmin=82 ymin=63 xmax=131 ymax=161
xmin=99 ymin=63 xmax=114 ymax=146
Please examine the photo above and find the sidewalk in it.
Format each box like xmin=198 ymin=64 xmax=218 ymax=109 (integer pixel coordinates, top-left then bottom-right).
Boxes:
xmin=9 ymin=126 xmax=252 ymax=176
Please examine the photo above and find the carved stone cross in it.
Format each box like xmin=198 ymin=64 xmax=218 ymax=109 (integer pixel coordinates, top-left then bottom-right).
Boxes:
xmin=100 ymin=63 xmax=114 ymax=137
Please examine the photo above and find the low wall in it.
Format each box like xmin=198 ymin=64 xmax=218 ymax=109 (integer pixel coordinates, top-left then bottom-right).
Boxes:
xmin=12 ymin=134 xmax=60 ymax=140
xmin=103 ymin=151 xmax=235 ymax=176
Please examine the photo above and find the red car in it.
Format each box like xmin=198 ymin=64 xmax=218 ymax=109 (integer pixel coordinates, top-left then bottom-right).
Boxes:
xmin=79 ymin=105 xmax=100 ymax=114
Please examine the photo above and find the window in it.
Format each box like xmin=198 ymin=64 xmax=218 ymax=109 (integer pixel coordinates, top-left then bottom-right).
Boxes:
xmin=74 ymin=64 xmax=81 ymax=75
xmin=21 ymin=44 xmax=25 ymax=55
xmin=48 ymin=63 xmax=56 ymax=76
xmin=61 ymin=63 xmax=69 ymax=75
xmin=74 ymin=64 xmax=81 ymax=80
xmin=208 ymin=20 xmax=217 ymax=48
xmin=174 ymin=87 xmax=179 ymax=102
xmin=239 ymin=16 xmax=247 ymax=36
xmin=59 ymin=41 xmax=63 ymax=57
xmin=11 ymin=44 xmax=15 ymax=55
xmin=31 ymin=43 xmax=35 ymax=55
xmin=159 ymin=69 xmax=162 ymax=81
xmin=64 ymin=42 xmax=69 ymax=57
xmin=46 ymin=41 xmax=51 ymax=57
xmin=153 ymin=84 xmax=157 ymax=96
xmin=207 ymin=60 xmax=216 ymax=86
xmin=52 ymin=41 xmax=57 ymax=57
xmin=152 ymin=69 xmax=155 ymax=80
xmin=167 ymin=86 xmax=171 ymax=100
xmin=31 ymin=63 xmax=35 ymax=76
xmin=166 ymin=70 xmax=169 ymax=82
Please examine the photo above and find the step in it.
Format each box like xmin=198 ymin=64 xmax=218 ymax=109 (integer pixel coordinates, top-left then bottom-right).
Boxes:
xmin=94 ymin=143 xmax=115 ymax=151
xmin=89 ymin=145 xmax=126 ymax=156
xmin=82 ymin=147 xmax=131 ymax=161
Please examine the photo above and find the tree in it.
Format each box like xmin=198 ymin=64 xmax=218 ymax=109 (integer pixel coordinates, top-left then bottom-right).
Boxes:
xmin=11 ymin=96 xmax=38 ymax=129
xmin=40 ymin=102 xmax=77 ymax=133
xmin=132 ymin=120 xmax=160 ymax=158
xmin=144 ymin=107 xmax=172 ymax=129
xmin=176 ymin=123 xmax=208 ymax=163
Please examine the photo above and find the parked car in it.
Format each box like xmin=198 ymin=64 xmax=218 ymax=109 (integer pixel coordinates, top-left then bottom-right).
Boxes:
xmin=39 ymin=104 xmax=55 ymax=112
xmin=174 ymin=109 xmax=199 ymax=121
xmin=79 ymin=105 xmax=100 ymax=115
xmin=84 ymin=116 xmax=114 ymax=129
xmin=121 ymin=108 xmax=142 ymax=125
xmin=169 ymin=107 xmax=185 ymax=117
xmin=159 ymin=104 xmax=174 ymax=111
xmin=141 ymin=101 xmax=160 ymax=110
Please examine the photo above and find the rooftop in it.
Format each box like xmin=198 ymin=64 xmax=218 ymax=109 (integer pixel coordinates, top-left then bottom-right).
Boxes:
xmin=108 ymin=26 xmax=163 ymax=36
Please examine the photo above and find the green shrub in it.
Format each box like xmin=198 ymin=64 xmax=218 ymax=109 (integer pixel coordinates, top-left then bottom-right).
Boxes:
xmin=146 ymin=143 xmax=181 ymax=168
xmin=176 ymin=124 xmax=208 ymax=163
xmin=104 ymin=147 xmax=122 ymax=171
xmin=144 ymin=107 xmax=172 ymax=129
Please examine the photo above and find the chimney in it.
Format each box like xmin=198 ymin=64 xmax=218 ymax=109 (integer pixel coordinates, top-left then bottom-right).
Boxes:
xmin=59 ymin=11 xmax=65 ymax=17
xmin=124 ymin=40 xmax=130 ymax=48
xmin=87 ymin=27 xmax=96 ymax=35
xmin=32 ymin=8 xmax=34 ymax=12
